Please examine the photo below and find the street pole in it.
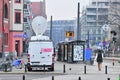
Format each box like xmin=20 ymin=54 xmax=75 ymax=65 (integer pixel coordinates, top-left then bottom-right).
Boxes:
xmin=50 ymin=16 xmax=52 ymax=40
xmin=77 ymin=2 xmax=81 ymax=41
xmin=87 ymin=30 xmax=90 ymax=48
xmin=2 ymin=0 xmax=5 ymax=61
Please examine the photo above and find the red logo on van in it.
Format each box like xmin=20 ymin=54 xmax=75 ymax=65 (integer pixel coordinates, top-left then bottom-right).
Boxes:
xmin=41 ymin=48 xmax=52 ymax=52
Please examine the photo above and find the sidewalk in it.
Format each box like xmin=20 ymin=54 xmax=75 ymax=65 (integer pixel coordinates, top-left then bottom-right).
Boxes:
xmin=32 ymin=74 xmax=118 ymax=80
xmin=104 ymin=56 xmax=120 ymax=61
xmin=31 ymin=60 xmax=120 ymax=80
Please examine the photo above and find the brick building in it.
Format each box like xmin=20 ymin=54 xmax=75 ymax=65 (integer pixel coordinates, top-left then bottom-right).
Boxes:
xmin=0 ymin=0 xmax=23 ymax=58
xmin=31 ymin=0 xmax=47 ymax=19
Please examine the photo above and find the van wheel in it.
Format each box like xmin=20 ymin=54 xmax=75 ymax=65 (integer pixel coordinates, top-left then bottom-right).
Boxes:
xmin=48 ymin=67 xmax=54 ymax=71
xmin=51 ymin=67 xmax=54 ymax=71
xmin=28 ymin=67 xmax=32 ymax=71
xmin=27 ymin=63 xmax=32 ymax=71
xmin=51 ymin=63 xmax=54 ymax=71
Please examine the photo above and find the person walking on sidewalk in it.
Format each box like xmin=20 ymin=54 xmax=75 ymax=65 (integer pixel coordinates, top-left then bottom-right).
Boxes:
xmin=96 ymin=49 xmax=103 ymax=71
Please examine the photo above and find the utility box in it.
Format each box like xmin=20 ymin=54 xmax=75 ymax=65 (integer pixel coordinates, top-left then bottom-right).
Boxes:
xmin=57 ymin=40 xmax=85 ymax=63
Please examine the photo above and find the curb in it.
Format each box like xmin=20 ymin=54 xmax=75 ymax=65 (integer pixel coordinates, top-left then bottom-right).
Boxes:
xmin=104 ymin=57 xmax=120 ymax=61
xmin=0 ymin=71 xmax=67 ymax=75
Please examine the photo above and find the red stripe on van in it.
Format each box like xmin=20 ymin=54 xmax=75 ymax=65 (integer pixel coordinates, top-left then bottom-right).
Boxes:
xmin=41 ymin=48 xmax=52 ymax=52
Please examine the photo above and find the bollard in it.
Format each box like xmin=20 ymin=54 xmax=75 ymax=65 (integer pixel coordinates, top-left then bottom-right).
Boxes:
xmin=52 ymin=76 xmax=54 ymax=80
xmin=63 ymin=64 xmax=65 ymax=73
xmin=25 ymin=65 xmax=27 ymax=72
xmin=107 ymin=78 xmax=110 ymax=80
xmin=105 ymin=65 xmax=107 ymax=74
xmin=78 ymin=76 xmax=81 ymax=80
xmin=84 ymin=65 xmax=86 ymax=74
xmin=5 ymin=64 xmax=7 ymax=72
xmin=112 ymin=58 xmax=114 ymax=66
xmin=23 ymin=75 xmax=25 ymax=80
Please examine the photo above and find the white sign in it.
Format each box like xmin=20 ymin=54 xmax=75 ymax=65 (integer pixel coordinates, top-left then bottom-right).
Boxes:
xmin=73 ymin=45 xmax=83 ymax=61
xmin=102 ymin=24 xmax=109 ymax=31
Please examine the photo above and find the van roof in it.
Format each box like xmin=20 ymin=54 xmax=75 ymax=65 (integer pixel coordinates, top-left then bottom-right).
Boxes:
xmin=29 ymin=40 xmax=52 ymax=42
xmin=31 ymin=35 xmax=50 ymax=40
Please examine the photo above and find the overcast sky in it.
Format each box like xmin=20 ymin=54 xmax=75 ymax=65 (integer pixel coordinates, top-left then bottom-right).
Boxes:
xmin=30 ymin=0 xmax=90 ymax=20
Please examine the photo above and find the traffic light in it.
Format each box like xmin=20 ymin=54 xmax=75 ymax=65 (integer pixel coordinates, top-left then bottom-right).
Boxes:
xmin=66 ymin=31 xmax=74 ymax=37
xmin=110 ymin=30 xmax=117 ymax=43
xmin=111 ymin=30 xmax=117 ymax=36
xmin=112 ymin=37 xmax=117 ymax=42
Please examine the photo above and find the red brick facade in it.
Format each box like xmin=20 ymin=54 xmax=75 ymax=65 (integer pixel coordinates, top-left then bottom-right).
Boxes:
xmin=0 ymin=0 xmax=23 ymax=57
xmin=31 ymin=0 xmax=47 ymax=18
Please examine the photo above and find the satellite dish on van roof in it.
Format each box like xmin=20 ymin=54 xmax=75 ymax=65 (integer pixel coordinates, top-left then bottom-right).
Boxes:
xmin=32 ymin=16 xmax=47 ymax=35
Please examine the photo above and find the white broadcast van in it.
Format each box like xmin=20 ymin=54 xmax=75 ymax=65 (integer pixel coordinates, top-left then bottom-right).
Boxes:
xmin=27 ymin=35 xmax=54 ymax=71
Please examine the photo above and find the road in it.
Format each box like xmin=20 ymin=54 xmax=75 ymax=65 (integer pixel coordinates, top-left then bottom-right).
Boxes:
xmin=0 ymin=59 xmax=119 ymax=80
xmin=0 ymin=74 xmax=50 ymax=80
xmin=0 ymin=74 xmax=118 ymax=80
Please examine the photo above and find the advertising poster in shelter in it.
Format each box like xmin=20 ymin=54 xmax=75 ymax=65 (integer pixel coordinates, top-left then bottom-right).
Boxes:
xmin=73 ymin=45 xmax=83 ymax=61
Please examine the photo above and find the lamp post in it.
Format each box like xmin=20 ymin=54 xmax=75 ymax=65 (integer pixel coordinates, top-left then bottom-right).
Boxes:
xmin=87 ymin=30 xmax=90 ymax=48
xmin=2 ymin=0 xmax=5 ymax=61
xmin=50 ymin=16 xmax=52 ymax=40
xmin=77 ymin=2 xmax=81 ymax=41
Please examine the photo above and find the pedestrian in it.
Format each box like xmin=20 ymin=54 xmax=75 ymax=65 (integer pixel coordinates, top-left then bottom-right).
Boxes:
xmin=96 ymin=49 xmax=103 ymax=71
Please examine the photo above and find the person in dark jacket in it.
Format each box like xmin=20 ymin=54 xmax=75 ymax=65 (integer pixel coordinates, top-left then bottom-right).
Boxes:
xmin=96 ymin=49 xmax=103 ymax=71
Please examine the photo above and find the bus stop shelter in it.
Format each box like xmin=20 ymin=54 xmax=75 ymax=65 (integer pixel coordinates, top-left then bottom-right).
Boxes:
xmin=57 ymin=40 xmax=85 ymax=63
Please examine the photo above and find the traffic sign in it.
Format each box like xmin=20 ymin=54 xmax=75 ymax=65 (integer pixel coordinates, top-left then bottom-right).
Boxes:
xmin=23 ymin=32 xmax=28 ymax=39
xmin=102 ymin=24 xmax=109 ymax=31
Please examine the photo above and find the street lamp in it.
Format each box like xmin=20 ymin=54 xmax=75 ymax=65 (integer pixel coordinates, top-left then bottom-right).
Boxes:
xmin=50 ymin=16 xmax=52 ymax=40
xmin=2 ymin=0 xmax=5 ymax=61
xmin=86 ymin=30 xmax=90 ymax=48
xmin=77 ymin=2 xmax=81 ymax=41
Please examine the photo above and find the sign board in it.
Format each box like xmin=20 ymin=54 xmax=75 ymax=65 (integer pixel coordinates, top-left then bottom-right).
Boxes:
xmin=73 ymin=45 xmax=83 ymax=61
xmin=14 ymin=34 xmax=23 ymax=38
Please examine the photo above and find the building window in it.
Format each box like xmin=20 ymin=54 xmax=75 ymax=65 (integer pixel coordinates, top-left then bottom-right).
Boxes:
xmin=4 ymin=4 xmax=8 ymax=18
xmin=4 ymin=33 xmax=8 ymax=45
xmin=24 ymin=4 xmax=27 ymax=9
xmin=92 ymin=2 xmax=96 ymax=6
xmin=24 ymin=18 xmax=27 ymax=22
xmin=98 ymin=37 xmax=101 ymax=40
xmin=15 ymin=12 xmax=21 ymax=24
xmin=15 ymin=0 xmax=21 ymax=3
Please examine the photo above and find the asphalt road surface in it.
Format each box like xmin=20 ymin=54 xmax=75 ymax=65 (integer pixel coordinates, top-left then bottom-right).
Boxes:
xmin=0 ymin=58 xmax=119 ymax=80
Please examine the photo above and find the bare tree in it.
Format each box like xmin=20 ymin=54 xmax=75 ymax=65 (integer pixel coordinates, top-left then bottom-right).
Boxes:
xmin=108 ymin=0 xmax=120 ymax=54
xmin=108 ymin=0 xmax=120 ymax=27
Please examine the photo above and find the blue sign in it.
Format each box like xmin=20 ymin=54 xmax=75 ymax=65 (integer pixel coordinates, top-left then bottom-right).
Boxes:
xmin=14 ymin=34 xmax=23 ymax=38
xmin=96 ymin=42 xmax=100 ymax=46
xmin=23 ymin=32 xmax=28 ymax=39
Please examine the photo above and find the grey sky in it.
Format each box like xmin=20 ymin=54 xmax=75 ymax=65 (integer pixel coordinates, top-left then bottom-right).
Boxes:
xmin=30 ymin=0 xmax=90 ymax=20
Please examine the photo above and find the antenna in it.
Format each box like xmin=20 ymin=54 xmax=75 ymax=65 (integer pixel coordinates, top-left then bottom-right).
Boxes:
xmin=32 ymin=16 xmax=47 ymax=35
